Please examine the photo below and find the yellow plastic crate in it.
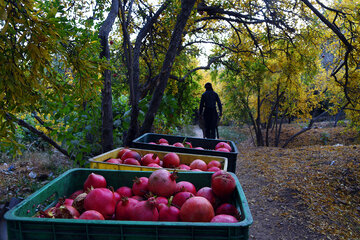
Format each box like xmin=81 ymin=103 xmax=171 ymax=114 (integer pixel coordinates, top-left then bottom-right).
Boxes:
xmin=89 ymin=147 xmax=228 ymax=172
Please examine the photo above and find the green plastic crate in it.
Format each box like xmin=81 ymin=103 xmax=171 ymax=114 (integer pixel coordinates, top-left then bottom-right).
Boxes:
xmin=5 ymin=168 xmax=252 ymax=240
xmin=132 ymin=133 xmax=239 ymax=173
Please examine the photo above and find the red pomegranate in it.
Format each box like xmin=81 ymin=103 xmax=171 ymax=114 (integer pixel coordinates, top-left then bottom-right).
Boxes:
xmin=189 ymin=159 xmax=207 ymax=171
xmin=106 ymin=158 xmax=122 ymax=164
xmin=196 ymin=187 xmax=217 ymax=208
xmin=157 ymin=138 xmax=168 ymax=144
xmin=123 ymin=158 xmax=140 ymax=165
xmin=215 ymin=203 xmax=240 ymax=219
xmin=141 ymin=153 xmax=160 ymax=166
xmin=115 ymin=197 xmax=139 ymax=220
xmin=121 ymin=150 xmax=141 ymax=161
xmin=132 ymin=177 xmax=149 ymax=196
xmin=176 ymin=181 xmax=197 ymax=195
xmin=211 ymin=214 xmax=238 ymax=223
xmin=116 ymin=186 xmax=133 ymax=198
xmin=79 ymin=210 xmax=105 ymax=220
xmin=172 ymin=191 xmax=194 ymax=209
xmin=83 ymin=173 xmax=107 ymax=191
xmin=148 ymin=169 xmax=177 ymax=197
xmin=215 ymin=147 xmax=230 ymax=152
xmin=162 ymin=153 xmax=180 ymax=168
xmin=215 ymin=142 xmax=232 ymax=151
xmin=211 ymin=172 xmax=236 ymax=200
xmin=84 ymin=188 xmax=116 ymax=219
xmin=117 ymin=148 xmax=131 ymax=159
xmin=179 ymin=196 xmax=214 ymax=222
xmin=207 ymin=166 xmax=221 ymax=172
xmin=158 ymin=204 xmax=180 ymax=221
xmin=184 ymin=142 xmax=193 ymax=148
xmin=178 ymin=164 xmax=191 ymax=170
xmin=207 ymin=160 xmax=221 ymax=169
xmin=173 ymin=142 xmax=185 ymax=147
xmin=130 ymin=197 xmax=159 ymax=221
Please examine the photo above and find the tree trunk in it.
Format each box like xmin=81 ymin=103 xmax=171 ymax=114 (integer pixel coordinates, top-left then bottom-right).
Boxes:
xmin=282 ymin=111 xmax=328 ymax=148
xmin=123 ymin=0 xmax=170 ymax=146
xmin=255 ymin=85 xmax=264 ymax=146
xmin=99 ymin=0 xmax=119 ymax=152
xmin=138 ymin=0 xmax=197 ymax=135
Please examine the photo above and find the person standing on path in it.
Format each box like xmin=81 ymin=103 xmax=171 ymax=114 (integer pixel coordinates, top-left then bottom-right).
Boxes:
xmin=199 ymin=82 xmax=222 ymax=139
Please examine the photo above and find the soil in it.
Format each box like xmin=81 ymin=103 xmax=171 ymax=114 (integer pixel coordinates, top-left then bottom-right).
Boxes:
xmin=1 ymin=123 xmax=359 ymax=240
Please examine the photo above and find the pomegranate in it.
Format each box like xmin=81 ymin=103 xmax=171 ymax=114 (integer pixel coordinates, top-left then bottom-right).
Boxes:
xmin=56 ymin=205 xmax=80 ymax=219
xmin=141 ymin=153 xmax=160 ymax=166
xmin=106 ymin=158 xmax=122 ymax=164
xmin=72 ymin=192 xmax=87 ymax=213
xmin=179 ymin=196 xmax=214 ymax=222
xmin=116 ymin=186 xmax=133 ymax=198
xmin=79 ymin=210 xmax=105 ymax=220
xmin=83 ymin=173 xmax=107 ymax=191
xmin=155 ymin=196 xmax=169 ymax=207
xmin=132 ymin=177 xmax=149 ymax=196
xmin=211 ymin=170 xmax=227 ymax=179
xmin=211 ymin=172 xmax=236 ymax=200
xmin=147 ymin=163 xmax=162 ymax=168
xmin=160 ymin=142 xmax=169 ymax=145
xmin=178 ymin=164 xmax=191 ymax=170
xmin=207 ymin=160 xmax=221 ymax=169
xmin=184 ymin=142 xmax=192 ymax=148
xmin=123 ymin=158 xmax=140 ymax=165
xmin=176 ymin=181 xmax=197 ymax=195
xmin=211 ymin=214 xmax=238 ymax=223
xmin=207 ymin=166 xmax=221 ymax=172
xmin=63 ymin=198 xmax=74 ymax=206
xmin=216 ymin=147 xmax=230 ymax=152
xmin=191 ymin=169 xmax=202 ymax=172
xmin=173 ymin=142 xmax=184 ymax=147
xmin=162 ymin=153 xmax=180 ymax=168
xmin=114 ymin=191 xmax=121 ymax=203
xmin=215 ymin=142 xmax=232 ymax=151
xmin=196 ymin=187 xmax=217 ymax=208
xmin=148 ymin=169 xmax=177 ymax=197
xmin=130 ymin=197 xmax=159 ymax=221
xmin=172 ymin=191 xmax=194 ymax=209
xmin=115 ymin=197 xmax=139 ymax=220
xmin=215 ymin=203 xmax=241 ymax=219
xmin=158 ymin=138 xmax=168 ymax=144
xmin=190 ymin=159 xmax=207 ymax=171
xmin=117 ymin=148 xmax=131 ymax=159
xmin=121 ymin=150 xmax=141 ymax=161
xmin=159 ymin=204 xmax=180 ymax=221
xmin=194 ymin=147 xmax=204 ymax=150
xmin=84 ymin=188 xmax=116 ymax=219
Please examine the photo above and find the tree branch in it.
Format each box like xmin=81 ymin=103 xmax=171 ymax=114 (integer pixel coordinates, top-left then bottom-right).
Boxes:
xmin=6 ymin=113 xmax=70 ymax=157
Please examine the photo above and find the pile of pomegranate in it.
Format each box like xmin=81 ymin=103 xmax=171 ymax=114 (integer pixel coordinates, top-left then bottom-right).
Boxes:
xmin=148 ymin=138 xmax=232 ymax=153
xmin=35 ymin=169 xmax=241 ymax=223
xmin=105 ymin=148 xmax=224 ymax=172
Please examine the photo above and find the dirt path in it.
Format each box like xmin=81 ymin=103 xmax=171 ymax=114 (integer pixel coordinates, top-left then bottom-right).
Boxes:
xmin=188 ymin=125 xmax=325 ymax=239
xmin=236 ymin=149 xmax=323 ymax=240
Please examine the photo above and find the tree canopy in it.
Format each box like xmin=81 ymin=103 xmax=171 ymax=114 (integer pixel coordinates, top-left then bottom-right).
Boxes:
xmin=1 ymin=0 xmax=359 ymax=159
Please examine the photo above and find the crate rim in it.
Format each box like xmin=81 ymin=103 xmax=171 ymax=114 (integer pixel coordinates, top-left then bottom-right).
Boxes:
xmin=133 ymin=133 xmax=239 ymax=154
xmin=89 ymin=147 xmax=229 ymax=172
xmin=5 ymin=168 xmax=253 ymax=227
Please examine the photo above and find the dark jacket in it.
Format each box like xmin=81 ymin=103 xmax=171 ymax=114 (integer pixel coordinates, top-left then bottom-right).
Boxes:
xmin=199 ymin=89 xmax=222 ymax=116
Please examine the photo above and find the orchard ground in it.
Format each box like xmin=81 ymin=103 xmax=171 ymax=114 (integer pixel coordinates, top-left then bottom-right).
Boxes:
xmin=1 ymin=122 xmax=359 ymax=240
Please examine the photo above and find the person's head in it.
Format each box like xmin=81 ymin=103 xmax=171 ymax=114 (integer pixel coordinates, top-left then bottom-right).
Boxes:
xmin=205 ymin=82 xmax=213 ymax=90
